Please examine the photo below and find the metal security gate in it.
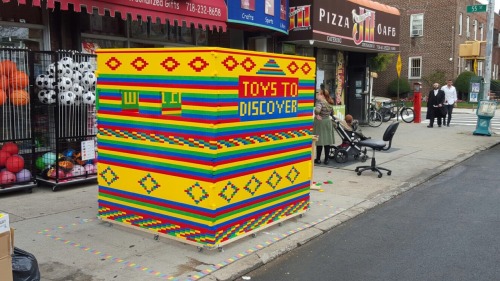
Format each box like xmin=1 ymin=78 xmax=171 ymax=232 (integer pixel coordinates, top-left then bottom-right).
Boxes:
xmin=0 ymin=48 xmax=36 ymax=194
xmin=30 ymin=51 xmax=97 ymax=191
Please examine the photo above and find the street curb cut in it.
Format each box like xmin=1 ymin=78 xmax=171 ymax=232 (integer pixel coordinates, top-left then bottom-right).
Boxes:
xmin=200 ymin=141 xmax=500 ymax=281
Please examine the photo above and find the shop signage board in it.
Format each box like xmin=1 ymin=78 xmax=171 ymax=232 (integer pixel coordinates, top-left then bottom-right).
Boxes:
xmin=288 ymin=0 xmax=400 ymax=53
xmin=227 ymin=0 xmax=289 ymax=34
xmin=96 ymin=47 xmax=315 ymax=249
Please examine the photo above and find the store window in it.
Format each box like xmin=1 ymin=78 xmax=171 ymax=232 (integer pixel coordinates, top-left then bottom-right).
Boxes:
xmin=0 ymin=0 xmax=46 ymax=50
xmin=408 ymin=56 xmax=422 ymax=79
xmin=410 ymin=14 xmax=423 ymax=37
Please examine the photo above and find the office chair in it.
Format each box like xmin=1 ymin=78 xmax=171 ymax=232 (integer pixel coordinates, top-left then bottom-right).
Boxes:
xmin=354 ymin=122 xmax=399 ymax=178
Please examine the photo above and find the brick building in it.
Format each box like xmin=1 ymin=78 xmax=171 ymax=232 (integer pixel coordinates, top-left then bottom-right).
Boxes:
xmin=373 ymin=0 xmax=500 ymax=99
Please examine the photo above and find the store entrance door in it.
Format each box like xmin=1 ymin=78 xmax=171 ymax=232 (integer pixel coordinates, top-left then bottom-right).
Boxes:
xmin=346 ymin=67 xmax=366 ymax=121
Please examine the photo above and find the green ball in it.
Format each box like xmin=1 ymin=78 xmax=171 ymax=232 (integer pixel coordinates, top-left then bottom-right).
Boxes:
xmin=36 ymin=156 xmax=45 ymax=170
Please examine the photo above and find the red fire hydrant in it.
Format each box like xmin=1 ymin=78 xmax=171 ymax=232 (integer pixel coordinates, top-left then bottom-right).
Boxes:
xmin=413 ymin=82 xmax=422 ymax=123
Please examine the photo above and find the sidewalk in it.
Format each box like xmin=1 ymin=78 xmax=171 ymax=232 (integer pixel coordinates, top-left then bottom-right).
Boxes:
xmin=1 ymin=109 xmax=499 ymax=281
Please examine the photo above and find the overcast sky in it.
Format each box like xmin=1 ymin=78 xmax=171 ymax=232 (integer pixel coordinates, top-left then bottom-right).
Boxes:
xmin=477 ymin=0 xmax=499 ymax=13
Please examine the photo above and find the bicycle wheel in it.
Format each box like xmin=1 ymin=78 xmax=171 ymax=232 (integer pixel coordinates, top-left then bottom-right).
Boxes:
xmin=380 ymin=107 xmax=392 ymax=122
xmin=368 ymin=110 xmax=383 ymax=127
xmin=400 ymin=108 xmax=415 ymax=123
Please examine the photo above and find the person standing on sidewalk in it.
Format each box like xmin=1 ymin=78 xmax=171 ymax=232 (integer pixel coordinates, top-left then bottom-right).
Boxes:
xmin=441 ymin=79 xmax=458 ymax=127
xmin=426 ymin=83 xmax=446 ymax=128
xmin=314 ymin=84 xmax=334 ymax=164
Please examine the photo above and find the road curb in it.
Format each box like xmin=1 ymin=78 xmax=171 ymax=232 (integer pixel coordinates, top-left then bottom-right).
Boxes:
xmin=197 ymin=142 xmax=500 ymax=281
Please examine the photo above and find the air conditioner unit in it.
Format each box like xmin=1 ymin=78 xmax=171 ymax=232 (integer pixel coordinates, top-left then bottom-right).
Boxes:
xmin=411 ymin=29 xmax=423 ymax=37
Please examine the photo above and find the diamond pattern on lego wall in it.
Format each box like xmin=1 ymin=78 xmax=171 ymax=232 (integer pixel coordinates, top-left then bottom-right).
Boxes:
xmin=185 ymin=182 xmax=210 ymax=204
xmin=188 ymin=57 xmax=209 ymax=72
xmin=160 ymin=57 xmax=180 ymax=72
xmin=301 ymin=63 xmax=312 ymax=75
xmin=222 ymin=56 xmax=238 ymax=71
xmin=266 ymin=170 xmax=282 ymax=189
xmin=219 ymin=181 xmax=239 ymax=203
xmin=131 ymin=57 xmax=149 ymax=71
xmin=286 ymin=166 xmax=300 ymax=184
xmin=100 ymin=166 xmax=119 ymax=186
xmin=105 ymin=57 xmax=122 ymax=71
xmin=244 ymin=175 xmax=262 ymax=196
xmin=287 ymin=61 xmax=299 ymax=74
xmin=241 ymin=57 xmax=256 ymax=72
xmin=138 ymin=173 xmax=161 ymax=194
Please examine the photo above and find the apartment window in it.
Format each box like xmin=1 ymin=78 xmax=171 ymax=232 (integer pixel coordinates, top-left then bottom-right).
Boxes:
xmin=480 ymin=23 xmax=484 ymax=41
xmin=466 ymin=16 xmax=470 ymax=38
xmin=498 ymin=32 xmax=500 ymax=46
xmin=408 ymin=56 xmax=422 ymax=79
xmin=410 ymin=14 xmax=423 ymax=37
xmin=477 ymin=61 xmax=483 ymax=76
xmin=474 ymin=20 xmax=478 ymax=40
xmin=459 ymin=13 xmax=463 ymax=35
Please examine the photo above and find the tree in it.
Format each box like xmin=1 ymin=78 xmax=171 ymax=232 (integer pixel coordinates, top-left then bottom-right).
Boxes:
xmin=454 ymin=71 xmax=475 ymax=100
xmin=387 ymin=78 xmax=411 ymax=98
xmin=369 ymin=54 xmax=395 ymax=73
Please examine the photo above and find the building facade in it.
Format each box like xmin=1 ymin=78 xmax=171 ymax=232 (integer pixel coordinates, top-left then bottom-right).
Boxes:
xmin=374 ymin=0 xmax=500 ymax=99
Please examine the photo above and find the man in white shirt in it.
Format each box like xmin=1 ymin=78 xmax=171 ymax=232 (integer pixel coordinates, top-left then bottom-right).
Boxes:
xmin=441 ymin=79 xmax=458 ymax=127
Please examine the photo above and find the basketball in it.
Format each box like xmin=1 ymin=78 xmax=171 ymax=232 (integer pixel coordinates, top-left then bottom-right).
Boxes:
xmin=2 ymin=142 xmax=19 ymax=155
xmin=6 ymin=155 xmax=25 ymax=173
xmin=0 ymin=75 xmax=8 ymax=90
xmin=9 ymin=71 xmax=29 ymax=89
xmin=0 ymin=60 xmax=17 ymax=77
xmin=10 ymin=89 xmax=30 ymax=106
xmin=0 ymin=89 xmax=6 ymax=105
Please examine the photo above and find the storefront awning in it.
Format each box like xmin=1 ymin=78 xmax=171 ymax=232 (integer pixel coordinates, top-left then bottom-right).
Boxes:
xmin=5 ymin=0 xmax=227 ymax=31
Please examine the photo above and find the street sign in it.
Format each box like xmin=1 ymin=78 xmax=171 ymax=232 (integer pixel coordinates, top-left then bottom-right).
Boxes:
xmin=467 ymin=4 xmax=487 ymax=13
xmin=396 ymin=54 xmax=402 ymax=77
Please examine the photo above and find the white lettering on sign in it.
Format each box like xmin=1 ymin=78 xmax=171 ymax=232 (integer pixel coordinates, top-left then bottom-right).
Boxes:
xmin=242 ymin=13 xmax=255 ymax=21
xmin=186 ymin=2 xmax=222 ymax=17
xmin=377 ymin=24 xmax=397 ymax=37
xmin=318 ymin=8 xmax=350 ymax=29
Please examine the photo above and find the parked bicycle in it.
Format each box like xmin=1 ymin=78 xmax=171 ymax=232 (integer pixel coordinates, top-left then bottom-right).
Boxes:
xmin=379 ymin=101 xmax=415 ymax=123
xmin=367 ymin=99 xmax=383 ymax=127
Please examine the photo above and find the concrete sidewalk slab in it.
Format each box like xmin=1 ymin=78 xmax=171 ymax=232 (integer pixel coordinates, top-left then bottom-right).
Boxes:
xmin=1 ymin=110 xmax=499 ymax=281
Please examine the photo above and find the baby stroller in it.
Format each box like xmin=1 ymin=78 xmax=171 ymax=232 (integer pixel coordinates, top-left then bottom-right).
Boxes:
xmin=329 ymin=116 xmax=368 ymax=163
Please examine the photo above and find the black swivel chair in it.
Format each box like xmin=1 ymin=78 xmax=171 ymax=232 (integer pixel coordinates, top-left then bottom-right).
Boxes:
xmin=354 ymin=122 xmax=399 ymax=178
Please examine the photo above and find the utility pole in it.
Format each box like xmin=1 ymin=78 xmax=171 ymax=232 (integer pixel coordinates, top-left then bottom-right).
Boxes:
xmin=482 ymin=0 xmax=495 ymax=100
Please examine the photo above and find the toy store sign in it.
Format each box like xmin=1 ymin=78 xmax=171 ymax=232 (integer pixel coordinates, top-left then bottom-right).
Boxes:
xmin=227 ymin=0 xmax=289 ymax=34
xmin=238 ymin=76 xmax=299 ymax=121
xmin=289 ymin=0 xmax=400 ymax=52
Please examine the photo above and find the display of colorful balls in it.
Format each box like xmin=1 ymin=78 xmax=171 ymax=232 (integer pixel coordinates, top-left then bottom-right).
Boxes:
xmin=71 ymin=165 xmax=85 ymax=177
xmin=9 ymin=71 xmax=29 ymax=89
xmin=9 ymin=89 xmax=30 ymax=106
xmin=47 ymin=168 xmax=65 ymax=179
xmin=35 ymin=156 xmax=46 ymax=170
xmin=0 ymin=170 xmax=16 ymax=185
xmin=84 ymin=163 xmax=96 ymax=174
xmin=0 ymin=150 xmax=11 ymax=167
xmin=0 ymin=60 xmax=17 ymax=77
xmin=15 ymin=169 xmax=31 ymax=182
xmin=42 ymin=152 xmax=57 ymax=165
xmin=0 ymin=89 xmax=6 ymax=105
xmin=2 ymin=142 xmax=19 ymax=155
xmin=6 ymin=155 xmax=24 ymax=173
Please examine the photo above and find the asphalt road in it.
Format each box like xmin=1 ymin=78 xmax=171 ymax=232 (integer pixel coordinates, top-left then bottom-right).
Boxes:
xmin=239 ymin=144 xmax=500 ymax=281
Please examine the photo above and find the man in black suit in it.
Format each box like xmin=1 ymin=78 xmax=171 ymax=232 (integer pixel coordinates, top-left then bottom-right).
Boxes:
xmin=426 ymin=83 xmax=446 ymax=128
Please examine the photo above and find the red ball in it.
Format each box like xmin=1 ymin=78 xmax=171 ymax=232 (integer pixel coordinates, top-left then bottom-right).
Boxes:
xmin=2 ymin=142 xmax=18 ymax=155
xmin=0 ymin=151 xmax=11 ymax=167
xmin=0 ymin=170 xmax=16 ymax=185
xmin=48 ymin=168 xmax=65 ymax=180
xmin=5 ymin=155 xmax=24 ymax=173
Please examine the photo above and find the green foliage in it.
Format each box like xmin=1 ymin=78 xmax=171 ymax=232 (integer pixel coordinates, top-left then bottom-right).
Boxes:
xmin=369 ymin=54 xmax=395 ymax=73
xmin=387 ymin=77 xmax=411 ymax=97
xmin=454 ymin=71 xmax=475 ymax=94
xmin=422 ymin=70 xmax=446 ymax=88
xmin=490 ymin=80 xmax=500 ymax=92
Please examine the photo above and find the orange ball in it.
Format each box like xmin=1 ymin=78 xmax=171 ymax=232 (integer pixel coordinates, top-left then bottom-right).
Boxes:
xmin=0 ymin=89 xmax=6 ymax=105
xmin=0 ymin=75 xmax=8 ymax=90
xmin=0 ymin=60 xmax=17 ymax=77
xmin=9 ymin=89 xmax=30 ymax=106
xmin=9 ymin=71 xmax=29 ymax=89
